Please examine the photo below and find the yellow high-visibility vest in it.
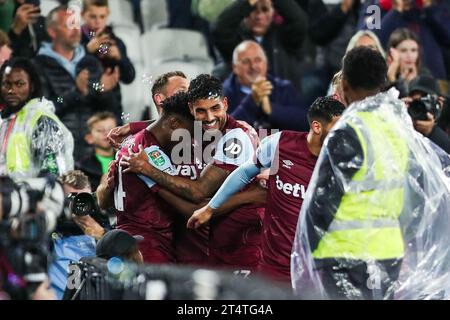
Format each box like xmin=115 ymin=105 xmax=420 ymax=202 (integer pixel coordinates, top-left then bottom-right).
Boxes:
xmin=313 ymin=111 xmax=409 ymax=261
xmin=3 ymin=98 xmax=69 ymax=179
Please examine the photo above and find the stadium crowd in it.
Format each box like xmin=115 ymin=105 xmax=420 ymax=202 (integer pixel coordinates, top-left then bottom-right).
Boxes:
xmin=0 ymin=0 xmax=450 ymax=300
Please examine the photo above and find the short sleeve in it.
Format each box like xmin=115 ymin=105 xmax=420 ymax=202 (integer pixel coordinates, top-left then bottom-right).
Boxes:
xmin=212 ymin=128 xmax=256 ymax=171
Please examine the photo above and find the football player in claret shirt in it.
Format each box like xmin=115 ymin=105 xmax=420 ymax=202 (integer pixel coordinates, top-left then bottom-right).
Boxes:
xmin=188 ymin=96 xmax=345 ymax=283
xmin=114 ymin=92 xmax=194 ymax=263
xmin=121 ymin=74 xmax=266 ymax=275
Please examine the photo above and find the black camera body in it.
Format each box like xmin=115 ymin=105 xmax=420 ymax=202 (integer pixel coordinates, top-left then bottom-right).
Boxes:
xmin=67 ymin=192 xmax=99 ymax=216
xmin=75 ymin=56 xmax=104 ymax=95
xmin=97 ymin=27 xmax=120 ymax=69
xmin=0 ymin=175 xmax=65 ymax=299
xmin=408 ymin=94 xmax=441 ymax=121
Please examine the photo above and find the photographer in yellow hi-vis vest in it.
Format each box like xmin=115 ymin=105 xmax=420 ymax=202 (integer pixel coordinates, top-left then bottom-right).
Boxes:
xmin=0 ymin=58 xmax=73 ymax=179
xmin=292 ymin=47 xmax=450 ymax=300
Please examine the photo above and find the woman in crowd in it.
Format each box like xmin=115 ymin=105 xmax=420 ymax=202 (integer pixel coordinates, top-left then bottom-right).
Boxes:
xmin=387 ymin=28 xmax=432 ymax=97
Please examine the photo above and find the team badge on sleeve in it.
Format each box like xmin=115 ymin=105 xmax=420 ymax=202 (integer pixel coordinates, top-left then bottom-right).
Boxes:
xmin=138 ymin=145 xmax=175 ymax=189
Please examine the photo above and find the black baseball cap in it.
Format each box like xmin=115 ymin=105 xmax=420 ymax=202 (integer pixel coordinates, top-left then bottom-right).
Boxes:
xmin=409 ymin=75 xmax=439 ymax=96
xmin=96 ymin=229 xmax=143 ymax=259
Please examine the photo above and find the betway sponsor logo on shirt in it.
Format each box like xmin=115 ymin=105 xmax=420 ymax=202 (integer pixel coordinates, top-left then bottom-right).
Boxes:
xmin=275 ymin=175 xmax=306 ymax=199
xmin=173 ymin=164 xmax=203 ymax=180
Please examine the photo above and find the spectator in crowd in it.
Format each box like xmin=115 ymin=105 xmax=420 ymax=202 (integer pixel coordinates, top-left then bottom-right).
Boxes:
xmin=403 ymin=75 xmax=450 ymax=153
xmin=0 ymin=30 xmax=12 ymax=67
xmin=191 ymin=0 xmax=235 ymax=23
xmin=372 ymin=0 xmax=450 ymax=80
xmin=80 ymin=0 xmax=136 ymax=121
xmin=165 ymin=0 xmax=217 ymax=62
xmin=128 ymin=0 xmax=144 ymax=33
xmin=0 ymin=57 xmax=73 ymax=179
xmin=34 ymin=5 xmax=120 ymax=162
xmin=212 ymin=0 xmax=308 ymax=89
xmin=49 ymin=170 xmax=110 ymax=299
xmin=345 ymin=30 xmax=385 ymax=56
xmin=76 ymin=112 xmax=116 ymax=190
xmin=306 ymin=0 xmax=361 ymax=99
xmin=224 ymin=40 xmax=309 ymax=130
xmin=96 ymin=229 xmax=143 ymax=263
xmin=0 ymin=0 xmax=14 ymax=32
xmin=387 ymin=28 xmax=432 ymax=97
xmin=329 ymin=70 xmax=345 ymax=104
xmin=326 ymin=30 xmax=386 ymax=97
xmin=8 ymin=0 xmax=49 ymax=58
xmin=0 ymin=31 xmax=11 ymax=118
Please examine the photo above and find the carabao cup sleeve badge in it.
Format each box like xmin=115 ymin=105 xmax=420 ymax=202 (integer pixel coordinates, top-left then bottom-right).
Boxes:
xmin=138 ymin=145 xmax=176 ymax=188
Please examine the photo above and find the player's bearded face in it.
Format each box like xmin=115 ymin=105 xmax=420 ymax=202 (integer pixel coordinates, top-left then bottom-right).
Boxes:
xmin=190 ymin=97 xmax=228 ymax=132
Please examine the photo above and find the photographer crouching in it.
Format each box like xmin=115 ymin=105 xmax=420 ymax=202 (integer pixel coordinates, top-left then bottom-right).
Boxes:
xmin=403 ymin=75 xmax=450 ymax=154
xmin=48 ymin=170 xmax=110 ymax=300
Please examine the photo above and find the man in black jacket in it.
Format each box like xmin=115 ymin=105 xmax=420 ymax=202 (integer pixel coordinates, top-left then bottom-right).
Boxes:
xmin=80 ymin=0 xmax=136 ymax=121
xmin=34 ymin=5 xmax=120 ymax=162
xmin=8 ymin=0 xmax=50 ymax=59
xmin=212 ymin=0 xmax=307 ymax=89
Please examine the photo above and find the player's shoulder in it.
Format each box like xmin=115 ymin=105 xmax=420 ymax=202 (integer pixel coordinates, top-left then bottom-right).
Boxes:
xmin=117 ymin=129 xmax=159 ymax=158
xmin=224 ymin=115 xmax=253 ymax=136
xmin=280 ymin=130 xmax=308 ymax=140
xmin=213 ymin=117 xmax=257 ymax=166
xmin=224 ymin=115 xmax=259 ymax=146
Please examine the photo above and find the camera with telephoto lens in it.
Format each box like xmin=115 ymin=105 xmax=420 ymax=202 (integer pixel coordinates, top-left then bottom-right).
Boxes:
xmin=0 ymin=175 xmax=65 ymax=299
xmin=67 ymin=192 xmax=99 ymax=216
xmin=408 ymin=94 xmax=441 ymax=121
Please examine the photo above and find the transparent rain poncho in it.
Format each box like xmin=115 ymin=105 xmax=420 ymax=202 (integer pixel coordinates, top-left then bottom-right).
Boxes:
xmin=0 ymin=97 xmax=74 ymax=179
xmin=291 ymin=89 xmax=450 ymax=300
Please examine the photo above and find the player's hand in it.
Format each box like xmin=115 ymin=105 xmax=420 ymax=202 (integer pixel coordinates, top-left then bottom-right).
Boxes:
xmin=72 ymin=215 xmax=106 ymax=240
xmin=121 ymin=145 xmax=149 ymax=174
xmin=187 ymin=205 xmax=214 ymax=229
xmin=106 ymin=160 xmax=118 ymax=189
xmin=107 ymin=123 xmax=131 ymax=149
xmin=246 ymin=183 xmax=268 ymax=205
xmin=256 ymin=168 xmax=270 ymax=189
xmin=236 ymin=120 xmax=260 ymax=147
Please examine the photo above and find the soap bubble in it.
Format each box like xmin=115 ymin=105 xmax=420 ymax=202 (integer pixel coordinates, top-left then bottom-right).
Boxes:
xmin=98 ymin=43 xmax=109 ymax=55
xmin=92 ymin=82 xmax=105 ymax=92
